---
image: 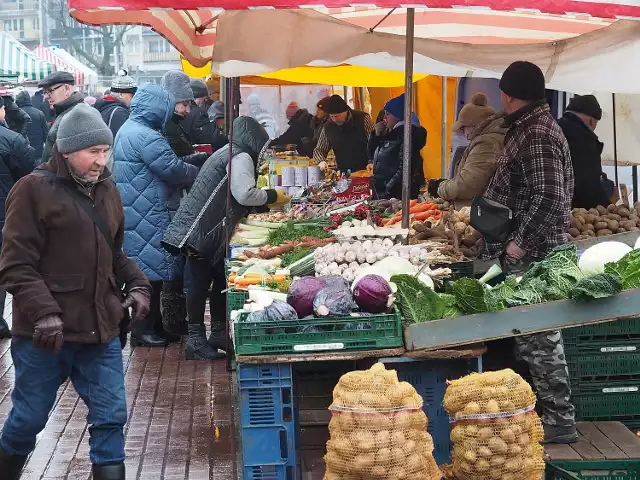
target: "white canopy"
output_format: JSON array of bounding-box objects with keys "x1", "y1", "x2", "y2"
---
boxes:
[{"x1": 211, "y1": 9, "x2": 640, "y2": 95}]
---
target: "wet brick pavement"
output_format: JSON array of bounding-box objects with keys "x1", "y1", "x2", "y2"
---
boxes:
[{"x1": 0, "y1": 296, "x2": 237, "y2": 480}]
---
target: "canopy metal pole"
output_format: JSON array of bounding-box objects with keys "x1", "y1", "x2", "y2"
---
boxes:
[
  {"x1": 401, "y1": 8, "x2": 415, "y2": 231},
  {"x1": 441, "y1": 76, "x2": 448, "y2": 177},
  {"x1": 613, "y1": 93, "x2": 619, "y2": 189}
]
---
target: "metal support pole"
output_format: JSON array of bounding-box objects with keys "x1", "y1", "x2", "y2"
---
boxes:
[
  {"x1": 633, "y1": 166, "x2": 638, "y2": 204},
  {"x1": 441, "y1": 76, "x2": 448, "y2": 178},
  {"x1": 612, "y1": 93, "x2": 619, "y2": 190},
  {"x1": 401, "y1": 8, "x2": 415, "y2": 231}
]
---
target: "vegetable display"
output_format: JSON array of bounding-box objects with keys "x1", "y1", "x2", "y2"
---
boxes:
[
  {"x1": 325, "y1": 363, "x2": 441, "y2": 480},
  {"x1": 287, "y1": 277, "x2": 328, "y2": 317},
  {"x1": 352, "y1": 275, "x2": 394, "y2": 313},
  {"x1": 568, "y1": 204, "x2": 640, "y2": 240},
  {"x1": 442, "y1": 369, "x2": 545, "y2": 480},
  {"x1": 578, "y1": 241, "x2": 632, "y2": 275},
  {"x1": 313, "y1": 285, "x2": 355, "y2": 317}
]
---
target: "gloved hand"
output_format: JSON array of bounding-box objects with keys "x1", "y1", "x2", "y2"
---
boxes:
[
  {"x1": 33, "y1": 314, "x2": 64, "y2": 353},
  {"x1": 122, "y1": 289, "x2": 151, "y2": 325},
  {"x1": 427, "y1": 178, "x2": 445, "y2": 198},
  {"x1": 266, "y1": 189, "x2": 292, "y2": 207}
]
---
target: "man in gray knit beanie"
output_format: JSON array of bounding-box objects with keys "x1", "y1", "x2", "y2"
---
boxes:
[
  {"x1": 0, "y1": 97, "x2": 151, "y2": 480},
  {"x1": 161, "y1": 70, "x2": 193, "y2": 117},
  {"x1": 56, "y1": 103, "x2": 113, "y2": 184}
]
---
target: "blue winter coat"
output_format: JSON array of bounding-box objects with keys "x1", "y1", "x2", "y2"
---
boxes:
[{"x1": 113, "y1": 83, "x2": 199, "y2": 281}]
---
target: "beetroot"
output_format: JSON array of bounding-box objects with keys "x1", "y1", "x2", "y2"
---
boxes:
[
  {"x1": 353, "y1": 274, "x2": 393, "y2": 313},
  {"x1": 287, "y1": 277, "x2": 327, "y2": 317}
]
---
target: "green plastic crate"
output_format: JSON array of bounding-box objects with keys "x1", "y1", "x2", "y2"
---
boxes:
[
  {"x1": 227, "y1": 290, "x2": 249, "y2": 312},
  {"x1": 563, "y1": 317, "x2": 640, "y2": 353},
  {"x1": 572, "y1": 385, "x2": 640, "y2": 425},
  {"x1": 567, "y1": 352, "x2": 640, "y2": 384},
  {"x1": 546, "y1": 460, "x2": 640, "y2": 479},
  {"x1": 234, "y1": 310, "x2": 403, "y2": 355}
]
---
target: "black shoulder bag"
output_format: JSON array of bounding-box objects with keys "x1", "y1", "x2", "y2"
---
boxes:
[
  {"x1": 470, "y1": 196, "x2": 514, "y2": 244},
  {"x1": 32, "y1": 170, "x2": 131, "y2": 348}
]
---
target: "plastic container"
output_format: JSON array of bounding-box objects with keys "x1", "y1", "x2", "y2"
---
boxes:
[
  {"x1": 234, "y1": 310, "x2": 403, "y2": 356},
  {"x1": 572, "y1": 384, "x2": 640, "y2": 425},
  {"x1": 394, "y1": 359, "x2": 479, "y2": 465},
  {"x1": 238, "y1": 364, "x2": 299, "y2": 480},
  {"x1": 545, "y1": 460, "x2": 640, "y2": 479},
  {"x1": 566, "y1": 352, "x2": 640, "y2": 384},
  {"x1": 561, "y1": 317, "x2": 640, "y2": 354}
]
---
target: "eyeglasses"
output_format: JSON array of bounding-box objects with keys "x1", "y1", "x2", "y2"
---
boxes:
[{"x1": 44, "y1": 84, "x2": 64, "y2": 96}]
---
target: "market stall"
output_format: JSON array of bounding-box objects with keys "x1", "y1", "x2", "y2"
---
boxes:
[{"x1": 0, "y1": 32, "x2": 56, "y2": 83}]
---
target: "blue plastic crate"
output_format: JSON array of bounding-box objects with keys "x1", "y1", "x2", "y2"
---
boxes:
[
  {"x1": 238, "y1": 364, "x2": 299, "y2": 480},
  {"x1": 394, "y1": 358, "x2": 478, "y2": 465}
]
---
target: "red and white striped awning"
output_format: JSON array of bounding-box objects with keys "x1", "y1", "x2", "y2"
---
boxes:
[
  {"x1": 69, "y1": 6, "x2": 615, "y2": 67},
  {"x1": 33, "y1": 45, "x2": 85, "y2": 85}
]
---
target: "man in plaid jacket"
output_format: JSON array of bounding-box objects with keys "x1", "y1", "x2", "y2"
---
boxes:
[{"x1": 483, "y1": 61, "x2": 577, "y2": 444}]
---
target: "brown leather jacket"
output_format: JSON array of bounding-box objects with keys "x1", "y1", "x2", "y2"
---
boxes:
[{"x1": 0, "y1": 148, "x2": 150, "y2": 343}]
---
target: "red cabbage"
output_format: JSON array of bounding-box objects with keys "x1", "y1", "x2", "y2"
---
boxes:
[
  {"x1": 313, "y1": 285, "x2": 355, "y2": 317},
  {"x1": 353, "y1": 274, "x2": 393, "y2": 313},
  {"x1": 287, "y1": 277, "x2": 327, "y2": 317}
]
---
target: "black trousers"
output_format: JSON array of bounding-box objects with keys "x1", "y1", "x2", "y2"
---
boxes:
[
  {"x1": 186, "y1": 257, "x2": 226, "y2": 330},
  {"x1": 134, "y1": 281, "x2": 163, "y2": 335}
]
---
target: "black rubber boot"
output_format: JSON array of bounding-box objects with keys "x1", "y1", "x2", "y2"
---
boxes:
[
  {"x1": 160, "y1": 286, "x2": 188, "y2": 336},
  {"x1": 92, "y1": 462, "x2": 125, "y2": 480},
  {"x1": 131, "y1": 317, "x2": 168, "y2": 348},
  {"x1": 0, "y1": 449, "x2": 28, "y2": 480},
  {"x1": 543, "y1": 424, "x2": 579, "y2": 444},
  {"x1": 155, "y1": 322, "x2": 181, "y2": 344},
  {"x1": 0, "y1": 317, "x2": 11, "y2": 339},
  {"x1": 207, "y1": 323, "x2": 227, "y2": 352},
  {"x1": 186, "y1": 325, "x2": 225, "y2": 360}
]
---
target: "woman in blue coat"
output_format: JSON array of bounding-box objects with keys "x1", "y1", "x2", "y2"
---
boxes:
[{"x1": 113, "y1": 83, "x2": 198, "y2": 347}]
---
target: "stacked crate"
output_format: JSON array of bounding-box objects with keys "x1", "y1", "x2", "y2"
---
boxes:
[{"x1": 563, "y1": 317, "x2": 640, "y2": 428}]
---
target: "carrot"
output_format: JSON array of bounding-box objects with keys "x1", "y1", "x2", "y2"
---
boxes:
[
  {"x1": 228, "y1": 272, "x2": 237, "y2": 283},
  {"x1": 410, "y1": 203, "x2": 436, "y2": 214},
  {"x1": 409, "y1": 199, "x2": 418, "y2": 208},
  {"x1": 413, "y1": 211, "x2": 433, "y2": 221}
]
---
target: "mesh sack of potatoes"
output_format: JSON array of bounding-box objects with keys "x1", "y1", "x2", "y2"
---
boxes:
[
  {"x1": 441, "y1": 368, "x2": 545, "y2": 480},
  {"x1": 323, "y1": 363, "x2": 441, "y2": 480}
]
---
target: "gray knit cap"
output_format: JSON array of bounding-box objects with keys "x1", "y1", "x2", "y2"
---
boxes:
[
  {"x1": 111, "y1": 74, "x2": 138, "y2": 94},
  {"x1": 208, "y1": 100, "x2": 225, "y2": 121},
  {"x1": 161, "y1": 70, "x2": 194, "y2": 103},
  {"x1": 190, "y1": 79, "x2": 208, "y2": 99},
  {"x1": 56, "y1": 103, "x2": 113, "y2": 154}
]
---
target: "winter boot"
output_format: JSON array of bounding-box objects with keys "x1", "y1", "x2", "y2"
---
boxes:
[
  {"x1": 92, "y1": 462, "x2": 125, "y2": 480},
  {"x1": 130, "y1": 317, "x2": 168, "y2": 348},
  {"x1": 0, "y1": 317, "x2": 11, "y2": 339},
  {"x1": 160, "y1": 287, "x2": 188, "y2": 336},
  {"x1": 207, "y1": 323, "x2": 228, "y2": 352},
  {"x1": 155, "y1": 321, "x2": 181, "y2": 344},
  {"x1": 186, "y1": 325, "x2": 225, "y2": 360},
  {"x1": 543, "y1": 424, "x2": 579, "y2": 444},
  {"x1": 0, "y1": 449, "x2": 28, "y2": 480}
]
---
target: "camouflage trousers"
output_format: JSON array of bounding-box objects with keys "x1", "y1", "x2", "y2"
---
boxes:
[{"x1": 505, "y1": 255, "x2": 576, "y2": 428}]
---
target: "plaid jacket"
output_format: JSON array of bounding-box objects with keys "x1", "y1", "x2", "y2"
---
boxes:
[{"x1": 482, "y1": 101, "x2": 574, "y2": 260}]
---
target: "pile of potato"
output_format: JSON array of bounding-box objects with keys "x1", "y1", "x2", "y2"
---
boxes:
[
  {"x1": 569, "y1": 203, "x2": 640, "y2": 240},
  {"x1": 442, "y1": 369, "x2": 545, "y2": 480},
  {"x1": 411, "y1": 207, "x2": 482, "y2": 258},
  {"x1": 324, "y1": 363, "x2": 441, "y2": 480}
]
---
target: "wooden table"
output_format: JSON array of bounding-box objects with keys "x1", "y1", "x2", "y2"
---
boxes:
[{"x1": 545, "y1": 422, "x2": 640, "y2": 461}]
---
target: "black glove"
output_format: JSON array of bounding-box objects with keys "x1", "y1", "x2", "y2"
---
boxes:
[
  {"x1": 428, "y1": 178, "x2": 445, "y2": 198},
  {"x1": 33, "y1": 315, "x2": 64, "y2": 353}
]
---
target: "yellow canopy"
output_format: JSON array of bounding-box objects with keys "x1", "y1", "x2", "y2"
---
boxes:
[{"x1": 181, "y1": 57, "x2": 427, "y2": 87}]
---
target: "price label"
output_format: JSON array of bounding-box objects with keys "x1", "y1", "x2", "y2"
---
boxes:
[
  {"x1": 294, "y1": 343, "x2": 345, "y2": 352},
  {"x1": 601, "y1": 346, "x2": 636, "y2": 352},
  {"x1": 602, "y1": 386, "x2": 638, "y2": 393}
]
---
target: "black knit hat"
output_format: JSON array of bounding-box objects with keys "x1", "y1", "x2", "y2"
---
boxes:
[
  {"x1": 567, "y1": 94, "x2": 602, "y2": 121},
  {"x1": 317, "y1": 96, "x2": 331, "y2": 111},
  {"x1": 499, "y1": 61, "x2": 546, "y2": 102},
  {"x1": 326, "y1": 94, "x2": 349, "y2": 115}
]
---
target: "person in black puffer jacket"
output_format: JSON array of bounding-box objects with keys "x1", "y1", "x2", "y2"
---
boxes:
[
  {"x1": 0, "y1": 96, "x2": 35, "y2": 337},
  {"x1": 367, "y1": 94, "x2": 427, "y2": 199},
  {"x1": 557, "y1": 95, "x2": 610, "y2": 210},
  {"x1": 270, "y1": 101, "x2": 313, "y2": 151},
  {"x1": 15, "y1": 91, "x2": 48, "y2": 163},
  {"x1": 0, "y1": 95, "x2": 31, "y2": 142},
  {"x1": 31, "y1": 90, "x2": 55, "y2": 124},
  {"x1": 163, "y1": 116, "x2": 290, "y2": 361}
]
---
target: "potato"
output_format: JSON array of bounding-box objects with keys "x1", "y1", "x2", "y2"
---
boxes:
[
  {"x1": 608, "y1": 204, "x2": 617, "y2": 212},
  {"x1": 490, "y1": 455, "x2": 507, "y2": 467},
  {"x1": 464, "y1": 401, "x2": 481, "y2": 414},
  {"x1": 486, "y1": 399, "x2": 500, "y2": 414},
  {"x1": 462, "y1": 236, "x2": 476, "y2": 248},
  {"x1": 353, "y1": 453, "x2": 375, "y2": 472},
  {"x1": 478, "y1": 426, "x2": 493, "y2": 440},
  {"x1": 568, "y1": 228, "x2": 580, "y2": 238},
  {"x1": 596, "y1": 205, "x2": 608, "y2": 215},
  {"x1": 597, "y1": 229, "x2": 613, "y2": 237},
  {"x1": 476, "y1": 459, "x2": 491, "y2": 472},
  {"x1": 629, "y1": 214, "x2": 639, "y2": 222},
  {"x1": 632, "y1": 227, "x2": 640, "y2": 232},
  {"x1": 584, "y1": 213, "x2": 598, "y2": 224},
  {"x1": 405, "y1": 452, "x2": 424, "y2": 472},
  {"x1": 478, "y1": 446, "x2": 493, "y2": 458},
  {"x1": 376, "y1": 447, "x2": 391, "y2": 464},
  {"x1": 575, "y1": 208, "x2": 589, "y2": 215},
  {"x1": 463, "y1": 449, "x2": 477, "y2": 463},
  {"x1": 454, "y1": 221, "x2": 467, "y2": 235},
  {"x1": 401, "y1": 439, "x2": 417, "y2": 455},
  {"x1": 610, "y1": 213, "x2": 623, "y2": 222},
  {"x1": 488, "y1": 436, "x2": 509, "y2": 454},
  {"x1": 573, "y1": 215, "x2": 585, "y2": 227},
  {"x1": 607, "y1": 219, "x2": 620, "y2": 231},
  {"x1": 509, "y1": 443, "x2": 523, "y2": 455},
  {"x1": 500, "y1": 427, "x2": 516, "y2": 443},
  {"x1": 617, "y1": 206, "x2": 632, "y2": 218},
  {"x1": 588, "y1": 208, "x2": 600, "y2": 216},
  {"x1": 595, "y1": 221, "x2": 609, "y2": 230},
  {"x1": 371, "y1": 465, "x2": 387, "y2": 477}
]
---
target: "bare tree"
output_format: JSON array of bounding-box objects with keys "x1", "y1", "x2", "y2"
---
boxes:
[{"x1": 45, "y1": 0, "x2": 133, "y2": 76}]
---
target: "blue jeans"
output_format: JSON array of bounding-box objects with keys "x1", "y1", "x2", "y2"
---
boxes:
[{"x1": 0, "y1": 337, "x2": 127, "y2": 465}]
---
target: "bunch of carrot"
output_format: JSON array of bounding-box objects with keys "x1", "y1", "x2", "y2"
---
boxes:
[
  {"x1": 227, "y1": 272, "x2": 289, "y2": 290},
  {"x1": 383, "y1": 200, "x2": 442, "y2": 226}
]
